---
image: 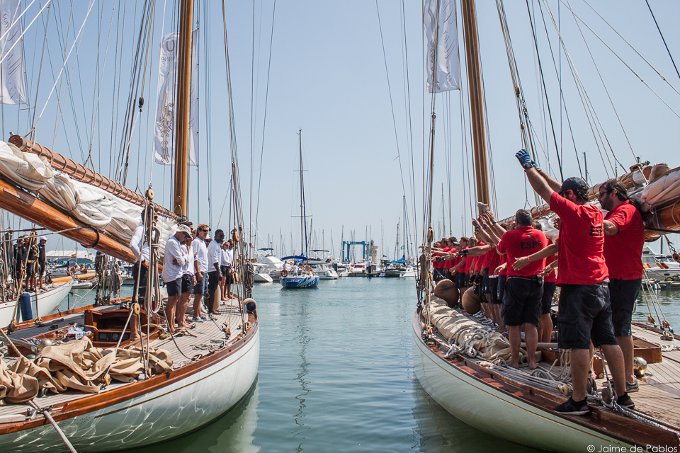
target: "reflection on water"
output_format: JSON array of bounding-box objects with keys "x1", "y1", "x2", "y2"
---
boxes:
[
  {"x1": 136, "y1": 384, "x2": 259, "y2": 453},
  {"x1": 294, "y1": 295, "x2": 311, "y2": 452}
]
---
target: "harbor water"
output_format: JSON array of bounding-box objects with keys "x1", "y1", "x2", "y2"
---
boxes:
[{"x1": 64, "y1": 278, "x2": 680, "y2": 452}]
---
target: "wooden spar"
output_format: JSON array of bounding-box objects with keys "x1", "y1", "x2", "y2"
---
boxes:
[
  {"x1": 8, "y1": 135, "x2": 176, "y2": 220},
  {"x1": 172, "y1": 0, "x2": 193, "y2": 217},
  {"x1": 0, "y1": 178, "x2": 136, "y2": 262},
  {"x1": 461, "y1": 0, "x2": 490, "y2": 207}
]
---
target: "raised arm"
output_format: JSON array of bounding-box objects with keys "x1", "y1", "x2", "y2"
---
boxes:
[{"x1": 516, "y1": 149, "x2": 555, "y2": 203}]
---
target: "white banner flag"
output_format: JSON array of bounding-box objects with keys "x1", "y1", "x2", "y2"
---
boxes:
[
  {"x1": 424, "y1": 0, "x2": 461, "y2": 93},
  {"x1": 0, "y1": 0, "x2": 27, "y2": 105},
  {"x1": 154, "y1": 32, "x2": 198, "y2": 166}
]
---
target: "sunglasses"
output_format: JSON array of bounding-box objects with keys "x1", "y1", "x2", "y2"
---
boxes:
[
  {"x1": 198, "y1": 229, "x2": 208, "y2": 232},
  {"x1": 597, "y1": 190, "x2": 610, "y2": 199}
]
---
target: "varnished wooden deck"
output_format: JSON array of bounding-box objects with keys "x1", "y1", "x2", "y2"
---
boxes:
[{"x1": 0, "y1": 298, "x2": 246, "y2": 421}]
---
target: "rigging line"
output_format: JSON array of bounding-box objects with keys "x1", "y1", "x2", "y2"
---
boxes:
[
  {"x1": 254, "y1": 0, "x2": 277, "y2": 242},
  {"x1": 524, "y1": 0, "x2": 563, "y2": 181},
  {"x1": 541, "y1": 0, "x2": 627, "y2": 174},
  {"x1": 559, "y1": 0, "x2": 680, "y2": 118},
  {"x1": 562, "y1": 0, "x2": 637, "y2": 165},
  {"x1": 399, "y1": 0, "x2": 417, "y2": 256},
  {"x1": 248, "y1": 0, "x2": 256, "y2": 246},
  {"x1": 577, "y1": 0, "x2": 680, "y2": 94},
  {"x1": 29, "y1": 1, "x2": 52, "y2": 139},
  {"x1": 50, "y1": 1, "x2": 86, "y2": 161},
  {"x1": 538, "y1": 2, "x2": 618, "y2": 176},
  {"x1": 528, "y1": 3, "x2": 572, "y2": 176},
  {"x1": 0, "y1": 0, "x2": 35, "y2": 44},
  {"x1": 644, "y1": 0, "x2": 680, "y2": 81},
  {"x1": 533, "y1": 0, "x2": 584, "y2": 179},
  {"x1": 375, "y1": 0, "x2": 408, "y2": 200},
  {"x1": 35, "y1": 0, "x2": 95, "y2": 124},
  {"x1": 66, "y1": 0, "x2": 92, "y2": 150},
  {"x1": 0, "y1": 0, "x2": 50, "y2": 67}
]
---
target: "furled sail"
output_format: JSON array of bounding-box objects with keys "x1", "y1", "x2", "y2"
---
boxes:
[{"x1": 0, "y1": 140, "x2": 177, "y2": 262}]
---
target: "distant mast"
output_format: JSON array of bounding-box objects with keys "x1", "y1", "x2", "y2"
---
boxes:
[
  {"x1": 461, "y1": 0, "x2": 490, "y2": 206},
  {"x1": 173, "y1": 0, "x2": 194, "y2": 217}
]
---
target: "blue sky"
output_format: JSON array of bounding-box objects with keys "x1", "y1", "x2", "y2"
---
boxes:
[{"x1": 3, "y1": 0, "x2": 679, "y2": 258}]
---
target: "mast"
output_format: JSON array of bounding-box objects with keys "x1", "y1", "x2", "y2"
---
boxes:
[
  {"x1": 297, "y1": 129, "x2": 309, "y2": 258},
  {"x1": 461, "y1": 0, "x2": 490, "y2": 206},
  {"x1": 172, "y1": 0, "x2": 194, "y2": 217}
]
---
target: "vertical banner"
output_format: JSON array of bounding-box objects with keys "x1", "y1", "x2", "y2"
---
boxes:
[
  {"x1": 154, "y1": 31, "x2": 198, "y2": 166},
  {"x1": 424, "y1": 0, "x2": 461, "y2": 93},
  {"x1": 0, "y1": 0, "x2": 27, "y2": 105}
]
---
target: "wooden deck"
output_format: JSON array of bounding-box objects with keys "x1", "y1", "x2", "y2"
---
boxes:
[
  {"x1": 0, "y1": 298, "x2": 247, "y2": 422},
  {"x1": 621, "y1": 324, "x2": 680, "y2": 430}
]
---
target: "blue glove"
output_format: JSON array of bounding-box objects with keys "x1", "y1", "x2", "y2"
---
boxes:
[{"x1": 515, "y1": 149, "x2": 535, "y2": 169}]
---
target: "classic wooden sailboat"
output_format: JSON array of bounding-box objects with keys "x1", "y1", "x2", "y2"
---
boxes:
[
  {"x1": 0, "y1": 1, "x2": 259, "y2": 450},
  {"x1": 280, "y1": 130, "x2": 320, "y2": 289},
  {"x1": 413, "y1": 1, "x2": 680, "y2": 450}
]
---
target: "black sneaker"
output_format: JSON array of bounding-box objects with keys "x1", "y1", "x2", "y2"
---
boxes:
[
  {"x1": 616, "y1": 393, "x2": 635, "y2": 409},
  {"x1": 554, "y1": 398, "x2": 590, "y2": 415}
]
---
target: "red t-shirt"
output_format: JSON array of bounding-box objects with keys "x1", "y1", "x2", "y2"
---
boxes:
[
  {"x1": 604, "y1": 201, "x2": 644, "y2": 280},
  {"x1": 544, "y1": 238, "x2": 557, "y2": 283},
  {"x1": 463, "y1": 247, "x2": 472, "y2": 274},
  {"x1": 444, "y1": 247, "x2": 456, "y2": 270},
  {"x1": 549, "y1": 192, "x2": 608, "y2": 285},
  {"x1": 487, "y1": 249, "x2": 502, "y2": 276},
  {"x1": 497, "y1": 226, "x2": 548, "y2": 277}
]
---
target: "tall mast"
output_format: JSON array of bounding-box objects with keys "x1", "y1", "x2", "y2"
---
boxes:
[
  {"x1": 461, "y1": 0, "x2": 490, "y2": 206},
  {"x1": 298, "y1": 129, "x2": 308, "y2": 257},
  {"x1": 173, "y1": 0, "x2": 194, "y2": 217}
]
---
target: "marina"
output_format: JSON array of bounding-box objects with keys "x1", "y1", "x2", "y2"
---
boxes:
[{"x1": 0, "y1": 0, "x2": 679, "y2": 451}]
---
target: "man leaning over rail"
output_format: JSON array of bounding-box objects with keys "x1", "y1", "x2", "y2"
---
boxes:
[{"x1": 515, "y1": 149, "x2": 634, "y2": 415}]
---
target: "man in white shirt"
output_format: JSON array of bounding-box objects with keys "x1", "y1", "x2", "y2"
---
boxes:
[
  {"x1": 129, "y1": 209, "x2": 151, "y2": 307},
  {"x1": 192, "y1": 224, "x2": 210, "y2": 322},
  {"x1": 221, "y1": 239, "x2": 235, "y2": 300},
  {"x1": 177, "y1": 229, "x2": 195, "y2": 329},
  {"x1": 206, "y1": 229, "x2": 225, "y2": 315},
  {"x1": 162, "y1": 225, "x2": 192, "y2": 333}
]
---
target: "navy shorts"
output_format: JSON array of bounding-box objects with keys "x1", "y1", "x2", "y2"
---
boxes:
[
  {"x1": 502, "y1": 277, "x2": 542, "y2": 326},
  {"x1": 481, "y1": 270, "x2": 490, "y2": 295},
  {"x1": 557, "y1": 283, "x2": 617, "y2": 349},
  {"x1": 609, "y1": 278, "x2": 641, "y2": 337},
  {"x1": 497, "y1": 275, "x2": 506, "y2": 303},
  {"x1": 166, "y1": 278, "x2": 182, "y2": 297},
  {"x1": 181, "y1": 274, "x2": 194, "y2": 294},
  {"x1": 193, "y1": 273, "x2": 208, "y2": 295},
  {"x1": 488, "y1": 276, "x2": 500, "y2": 304},
  {"x1": 541, "y1": 282, "x2": 557, "y2": 315}
]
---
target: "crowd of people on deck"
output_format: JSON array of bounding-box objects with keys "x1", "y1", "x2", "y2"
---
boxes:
[
  {"x1": 129, "y1": 216, "x2": 238, "y2": 338},
  {"x1": 429, "y1": 149, "x2": 645, "y2": 416},
  {"x1": 11, "y1": 232, "x2": 47, "y2": 291}
]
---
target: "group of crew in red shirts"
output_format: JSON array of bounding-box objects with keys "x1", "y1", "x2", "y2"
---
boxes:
[{"x1": 430, "y1": 149, "x2": 645, "y2": 416}]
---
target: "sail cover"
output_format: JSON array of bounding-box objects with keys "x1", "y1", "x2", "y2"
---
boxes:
[
  {"x1": 153, "y1": 32, "x2": 198, "y2": 166},
  {"x1": 424, "y1": 0, "x2": 461, "y2": 93},
  {"x1": 0, "y1": 0, "x2": 28, "y2": 105}
]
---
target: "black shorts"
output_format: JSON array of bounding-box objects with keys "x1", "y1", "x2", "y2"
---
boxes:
[
  {"x1": 166, "y1": 278, "x2": 182, "y2": 297},
  {"x1": 497, "y1": 275, "x2": 506, "y2": 303},
  {"x1": 221, "y1": 265, "x2": 228, "y2": 276},
  {"x1": 541, "y1": 282, "x2": 557, "y2": 315},
  {"x1": 193, "y1": 274, "x2": 208, "y2": 295},
  {"x1": 454, "y1": 273, "x2": 464, "y2": 288},
  {"x1": 481, "y1": 270, "x2": 490, "y2": 295},
  {"x1": 26, "y1": 262, "x2": 35, "y2": 278},
  {"x1": 181, "y1": 274, "x2": 194, "y2": 294},
  {"x1": 488, "y1": 276, "x2": 500, "y2": 304},
  {"x1": 609, "y1": 278, "x2": 641, "y2": 337},
  {"x1": 502, "y1": 277, "x2": 542, "y2": 326},
  {"x1": 557, "y1": 283, "x2": 617, "y2": 349}
]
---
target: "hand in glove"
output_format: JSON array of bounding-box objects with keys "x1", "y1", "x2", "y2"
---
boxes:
[{"x1": 515, "y1": 149, "x2": 535, "y2": 170}]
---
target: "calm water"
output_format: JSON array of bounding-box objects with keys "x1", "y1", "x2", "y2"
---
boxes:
[{"x1": 65, "y1": 278, "x2": 680, "y2": 452}]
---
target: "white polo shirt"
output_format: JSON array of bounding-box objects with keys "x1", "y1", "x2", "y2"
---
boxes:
[
  {"x1": 162, "y1": 235, "x2": 187, "y2": 282},
  {"x1": 207, "y1": 240, "x2": 222, "y2": 272},
  {"x1": 192, "y1": 237, "x2": 208, "y2": 272}
]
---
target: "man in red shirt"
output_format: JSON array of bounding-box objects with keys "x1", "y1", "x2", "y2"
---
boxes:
[
  {"x1": 497, "y1": 209, "x2": 548, "y2": 369},
  {"x1": 600, "y1": 179, "x2": 645, "y2": 393},
  {"x1": 516, "y1": 149, "x2": 633, "y2": 414}
]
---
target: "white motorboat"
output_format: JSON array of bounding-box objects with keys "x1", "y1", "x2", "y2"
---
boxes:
[
  {"x1": 642, "y1": 246, "x2": 680, "y2": 281},
  {"x1": 309, "y1": 262, "x2": 338, "y2": 280},
  {"x1": 0, "y1": 279, "x2": 74, "y2": 327}
]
